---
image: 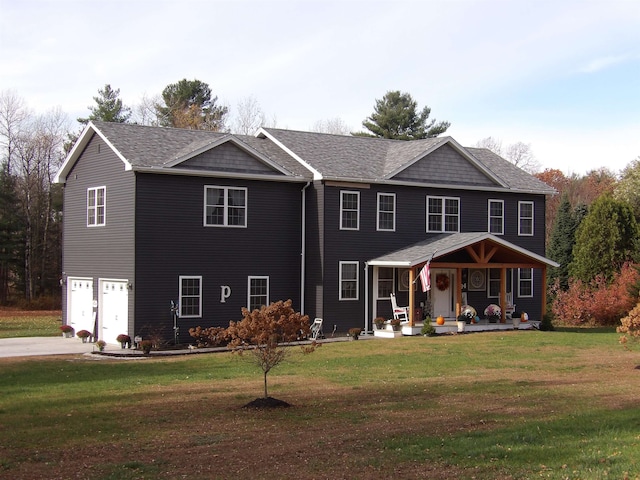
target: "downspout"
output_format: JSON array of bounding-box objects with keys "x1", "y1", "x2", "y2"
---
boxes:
[
  {"x1": 364, "y1": 262, "x2": 369, "y2": 334},
  {"x1": 300, "y1": 182, "x2": 311, "y2": 315}
]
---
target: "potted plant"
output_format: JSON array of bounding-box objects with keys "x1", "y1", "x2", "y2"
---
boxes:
[
  {"x1": 140, "y1": 340, "x2": 153, "y2": 354},
  {"x1": 484, "y1": 304, "x2": 501, "y2": 323},
  {"x1": 390, "y1": 319, "x2": 401, "y2": 331},
  {"x1": 60, "y1": 325, "x2": 74, "y2": 338},
  {"x1": 96, "y1": 340, "x2": 106, "y2": 352},
  {"x1": 348, "y1": 327, "x2": 362, "y2": 340},
  {"x1": 116, "y1": 334, "x2": 131, "y2": 349},
  {"x1": 373, "y1": 317, "x2": 386, "y2": 330},
  {"x1": 76, "y1": 329, "x2": 91, "y2": 343},
  {"x1": 460, "y1": 305, "x2": 477, "y2": 324}
]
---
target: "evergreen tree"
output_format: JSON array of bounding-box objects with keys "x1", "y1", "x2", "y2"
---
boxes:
[
  {"x1": 0, "y1": 164, "x2": 23, "y2": 302},
  {"x1": 355, "y1": 90, "x2": 450, "y2": 140},
  {"x1": 77, "y1": 84, "x2": 131, "y2": 125},
  {"x1": 547, "y1": 193, "x2": 578, "y2": 291},
  {"x1": 156, "y1": 79, "x2": 228, "y2": 131},
  {"x1": 569, "y1": 194, "x2": 640, "y2": 283}
]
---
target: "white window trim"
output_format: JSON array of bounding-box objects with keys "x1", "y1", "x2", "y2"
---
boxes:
[
  {"x1": 340, "y1": 190, "x2": 360, "y2": 231},
  {"x1": 247, "y1": 276, "x2": 269, "y2": 311},
  {"x1": 375, "y1": 266, "x2": 395, "y2": 299},
  {"x1": 179, "y1": 275, "x2": 202, "y2": 318},
  {"x1": 518, "y1": 268, "x2": 534, "y2": 298},
  {"x1": 203, "y1": 186, "x2": 248, "y2": 228},
  {"x1": 488, "y1": 199, "x2": 504, "y2": 235},
  {"x1": 518, "y1": 201, "x2": 534, "y2": 236},
  {"x1": 426, "y1": 196, "x2": 460, "y2": 233},
  {"x1": 376, "y1": 192, "x2": 396, "y2": 231},
  {"x1": 339, "y1": 261, "x2": 359, "y2": 300},
  {"x1": 87, "y1": 186, "x2": 106, "y2": 227}
]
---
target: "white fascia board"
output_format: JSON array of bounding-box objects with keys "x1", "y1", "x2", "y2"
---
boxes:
[
  {"x1": 257, "y1": 128, "x2": 323, "y2": 180},
  {"x1": 53, "y1": 121, "x2": 132, "y2": 183}
]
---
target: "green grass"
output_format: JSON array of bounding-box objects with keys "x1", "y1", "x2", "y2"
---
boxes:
[
  {"x1": 1, "y1": 329, "x2": 639, "y2": 479},
  {"x1": 0, "y1": 313, "x2": 61, "y2": 338}
]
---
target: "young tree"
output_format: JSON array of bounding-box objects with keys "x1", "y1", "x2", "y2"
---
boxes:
[
  {"x1": 156, "y1": 79, "x2": 228, "y2": 131},
  {"x1": 356, "y1": 90, "x2": 450, "y2": 140},
  {"x1": 570, "y1": 194, "x2": 640, "y2": 284},
  {"x1": 226, "y1": 299, "x2": 314, "y2": 400},
  {"x1": 230, "y1": 96, "x2": 266, "y2": 135},
  {"x1": 77, "y1": 84, "x2": 131, "y2": 125},
  {"x1": 476, "y1": 137, "x2": 541, "y2": 173},
  {"x1": 311, "y1": 117, "x2": 351, "y2": 135}
]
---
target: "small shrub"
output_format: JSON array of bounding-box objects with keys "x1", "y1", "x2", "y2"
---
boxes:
[
  {"x1": 139, "y1": 340, "x2": 153, "y2": 354},
  {"x1": 348, "y1": 327, "x2": 362, "y2": 339},
  {"x1": 539, "y1": 312, "x2": 555, "y2": 331},
  {"x1": 189, "y1": 326, "x2": 231, "y2": 348},
  {"x1": 618, "y1": 302, "x2": 640, "y2": 349},
  {"x1": 421, "y1": 322, "x2": 436, "y2": 336}
]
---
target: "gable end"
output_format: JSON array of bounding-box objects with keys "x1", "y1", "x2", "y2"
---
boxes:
[{"x1": 175, "y1": 142, "x2": 285, "y2": 176}]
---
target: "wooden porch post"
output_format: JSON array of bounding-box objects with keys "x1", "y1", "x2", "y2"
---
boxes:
[
  {"x1": 456, "y1": 267, "x2": 462, "y2": 316},
  {"x1": 409, "y1": 268, "x2": 415, "y2": 326},
  {"x1": 500, "y1": 267, "x2": 507, "y2": 322},
  {"x1": 541, "y1": 265, "x2": 547, "y2": 318}
]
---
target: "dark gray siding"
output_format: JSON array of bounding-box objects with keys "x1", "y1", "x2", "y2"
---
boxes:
[
  {"x1": 61, "y1": 133, "x2": 135, "y2": 330},
  {"x1": 316, "y1": 183, "x2": 548, "y2": 330},
  {"x1": 179, "y1": 142, "x2": 282, "y2": 175},
  {"x1": 134, "y1": 173, "x2": 304, "y2": 339}
]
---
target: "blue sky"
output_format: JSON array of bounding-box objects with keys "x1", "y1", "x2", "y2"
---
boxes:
[{"x1": 1, "y1": 0, "x2": 638, "y2": 175}]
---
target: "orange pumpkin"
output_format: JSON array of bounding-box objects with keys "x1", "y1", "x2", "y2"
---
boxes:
[{"x1": 436, "y1": 316, "x2": 445, "y2": 325}]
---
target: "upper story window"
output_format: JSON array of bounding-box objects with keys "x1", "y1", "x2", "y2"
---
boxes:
[
  {"x1": 488, "y1": 199, "x2": 504, "y2": 235},
  {"x1": 87, "y1": 186, "x2": 106, "y2": 227},
  {"x1": 339, "y1": 261, "x2": 359, "y2": 300},
  {"x1": 248, "y1": 276, "x2": 269, "y2": 311},
  {"x1": 518, "y1": 201, "x2": 534, "y2": 236},
  {"x1": 179, "y1": 275, "x2": 202, "y2": 318},
  {"x1": 204, "y1": 186, "x2": 247, "y2": 227},
  {"x1": 340, "y1": 191, "x2": 360, "y2": 230},
  {"x1": 377, "y1": 193, "x2": 396, "y2": 231},
  {"x1": 427, "y1": 196, "x2": 459, "y2": 233}
]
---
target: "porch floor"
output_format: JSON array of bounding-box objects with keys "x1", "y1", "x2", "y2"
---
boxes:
[{"x1": 373, "y1": 319, "x2": 539, "y2": 337}]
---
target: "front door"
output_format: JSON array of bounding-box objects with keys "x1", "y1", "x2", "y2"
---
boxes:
[
  {"x1": 99, "y1": 279, "x2": 129, "y2": 344},
  {"x1": 432, "y1": 269, "x2": 455, "y2": 319}
]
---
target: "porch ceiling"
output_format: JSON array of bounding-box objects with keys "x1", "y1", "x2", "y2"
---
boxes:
[{"x1": 367, "y1": 232, "x2": 559, "y2": 268}]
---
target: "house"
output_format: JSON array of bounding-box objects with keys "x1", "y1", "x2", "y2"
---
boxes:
[{"x1": 55, "y1": 121, "x2": 557, "y2": 344}]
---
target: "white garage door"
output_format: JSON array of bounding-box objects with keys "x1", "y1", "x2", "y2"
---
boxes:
[
  {"x1": 99, "y1": 279, "x2": 129, "y2": 344},
  {"x1": 67, "y1": 278, "x2": 95, "y2": 336}
]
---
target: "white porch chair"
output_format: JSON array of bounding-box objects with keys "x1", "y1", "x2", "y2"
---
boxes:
[
  {"x1": 390, "y1": 293, "x2": 409, "y2": 323},
  {"x1": 310, "y1": 318, "x2": 324, "y2": 340},
  {"x1": 504, "y1": 293, "x2": 516, "y2": 319}
]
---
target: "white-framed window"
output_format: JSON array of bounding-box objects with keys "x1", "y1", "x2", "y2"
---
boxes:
[
  {"x1": 488, "y1": 268, "x2": 500, "y2": 298},
  {"x1": 427, "y1": 196, "x2": 460, "y2": 232},
  {"x1": 377, "y1": 193, "x2": 396, "y2": 231},
  {"x1": 204, "y1": 186, "x2": 247, "y2": 227},
  {"x1": 377, "y1": 267, "x2": 394, "y2": 298},
  {"x1": 248, "y1": 276, "x2": 269, "y2": 311},
  {"x1": 179, "y1": 276, "x2": 202, "y2": 318},
  {"x1": 87, "y1": 186, "x2": 106, "y2": 227},
  {"x1": 339, "y1": 261, "x2": 359, "y2": 300},
  {"x1": 518, "y1": 268, "x2": 533, "y2": 297},
  {"x1": 518, "y1": 201, "x2": 534, "y2": 236},
  {"x1": 488, "y1": 199, "x2": 504, "y2": 235},
  {"x1": 340, "y1": 190, "x2": 360, "y2": 230}
]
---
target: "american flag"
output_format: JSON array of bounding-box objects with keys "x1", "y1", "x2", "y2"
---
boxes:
[{"x1": 419, "y1": 261, "x2": 431, "y2": 292}]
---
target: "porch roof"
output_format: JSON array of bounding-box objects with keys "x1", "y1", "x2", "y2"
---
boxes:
[{"x1": 367, "y1": 232, "x2": 559, "y2": 268}]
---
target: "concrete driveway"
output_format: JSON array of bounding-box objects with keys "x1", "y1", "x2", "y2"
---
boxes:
[{"x1": 0, "y1": 336, "x2": 99, "y2": 358}]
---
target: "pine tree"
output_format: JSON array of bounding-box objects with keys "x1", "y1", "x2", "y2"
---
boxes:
[
  {"x1": 77, "y1": 84, "x2": 131, "y2": 125},
  {"x1": 547, "y1": 194, "x2": 578, "y2": 291}
]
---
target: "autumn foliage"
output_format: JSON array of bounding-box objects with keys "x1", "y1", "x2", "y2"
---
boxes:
[
  {"x1": 551, "y1": 263, "x2": 640, "y2": 326},
  {"x1": 617, "y1": 302, "x2": 640, "y2": 349}
]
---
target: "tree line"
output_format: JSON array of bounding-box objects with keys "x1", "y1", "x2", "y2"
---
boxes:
[{"x1": 0, "y1": 81, "x2": 638, "y2": 321}]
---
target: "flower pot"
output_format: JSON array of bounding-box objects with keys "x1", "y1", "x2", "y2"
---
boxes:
[
  {"x1": 457, "y1": 321, "x2": 465, "y2": 333},
  {"x1": 512, "y1": 317, "x2": 521, "y2": 329}
]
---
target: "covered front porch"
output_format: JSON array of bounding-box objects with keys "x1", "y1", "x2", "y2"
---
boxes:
[{"x1": 365, "y1": 232, "x2": 558, "y2": 335}]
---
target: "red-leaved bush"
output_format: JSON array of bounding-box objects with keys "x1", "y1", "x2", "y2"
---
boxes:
[{"x1": 551, "y1": 263, "x2": 639, "y2": 326}]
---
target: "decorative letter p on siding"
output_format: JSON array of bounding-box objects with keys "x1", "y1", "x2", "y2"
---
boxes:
[{"x1": 220, "y1": 285, "x2": 231, "y2": 303}]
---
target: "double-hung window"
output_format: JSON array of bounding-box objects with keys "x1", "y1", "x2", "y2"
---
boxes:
[
  {"x1": 87, "y1": 186, "x2": 106, "y2": 227},
  {"x1": 248, "y1": 276, "x2": 269, "y2": 311},
  {"x1": 204, "y1": 186, "x2": 247, "y2": 227},
  {"x1": 427, "y1": 196, "x2": 460, "y2": 232},
  {"x1": 179, "y1": 276, "x2": 202, "y2": 318},
  {"x1": 377, "y1": 267, "x2": 394, "y2": 298},
  {"x1": 518, "y1": 201, "x2": 534, "y2": 236},
  {"x1": 488, "y1": 269, "x2": 501, "y2": 298},
  {"x1": 339, "y1": 261, "x2": 359, "y2": 300},
  {"x1": 488, "y1": 199, "x2": 504, "y2": 235},
  {"x1": 340, "y1": 191, "x2": 360, "y2": 230},
  {"x1": 377, "y1": 193, "x2": 396, "y2": 231},
  {"x1": 518, "y1": 268, "x2": 533, "y2": 297}
]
